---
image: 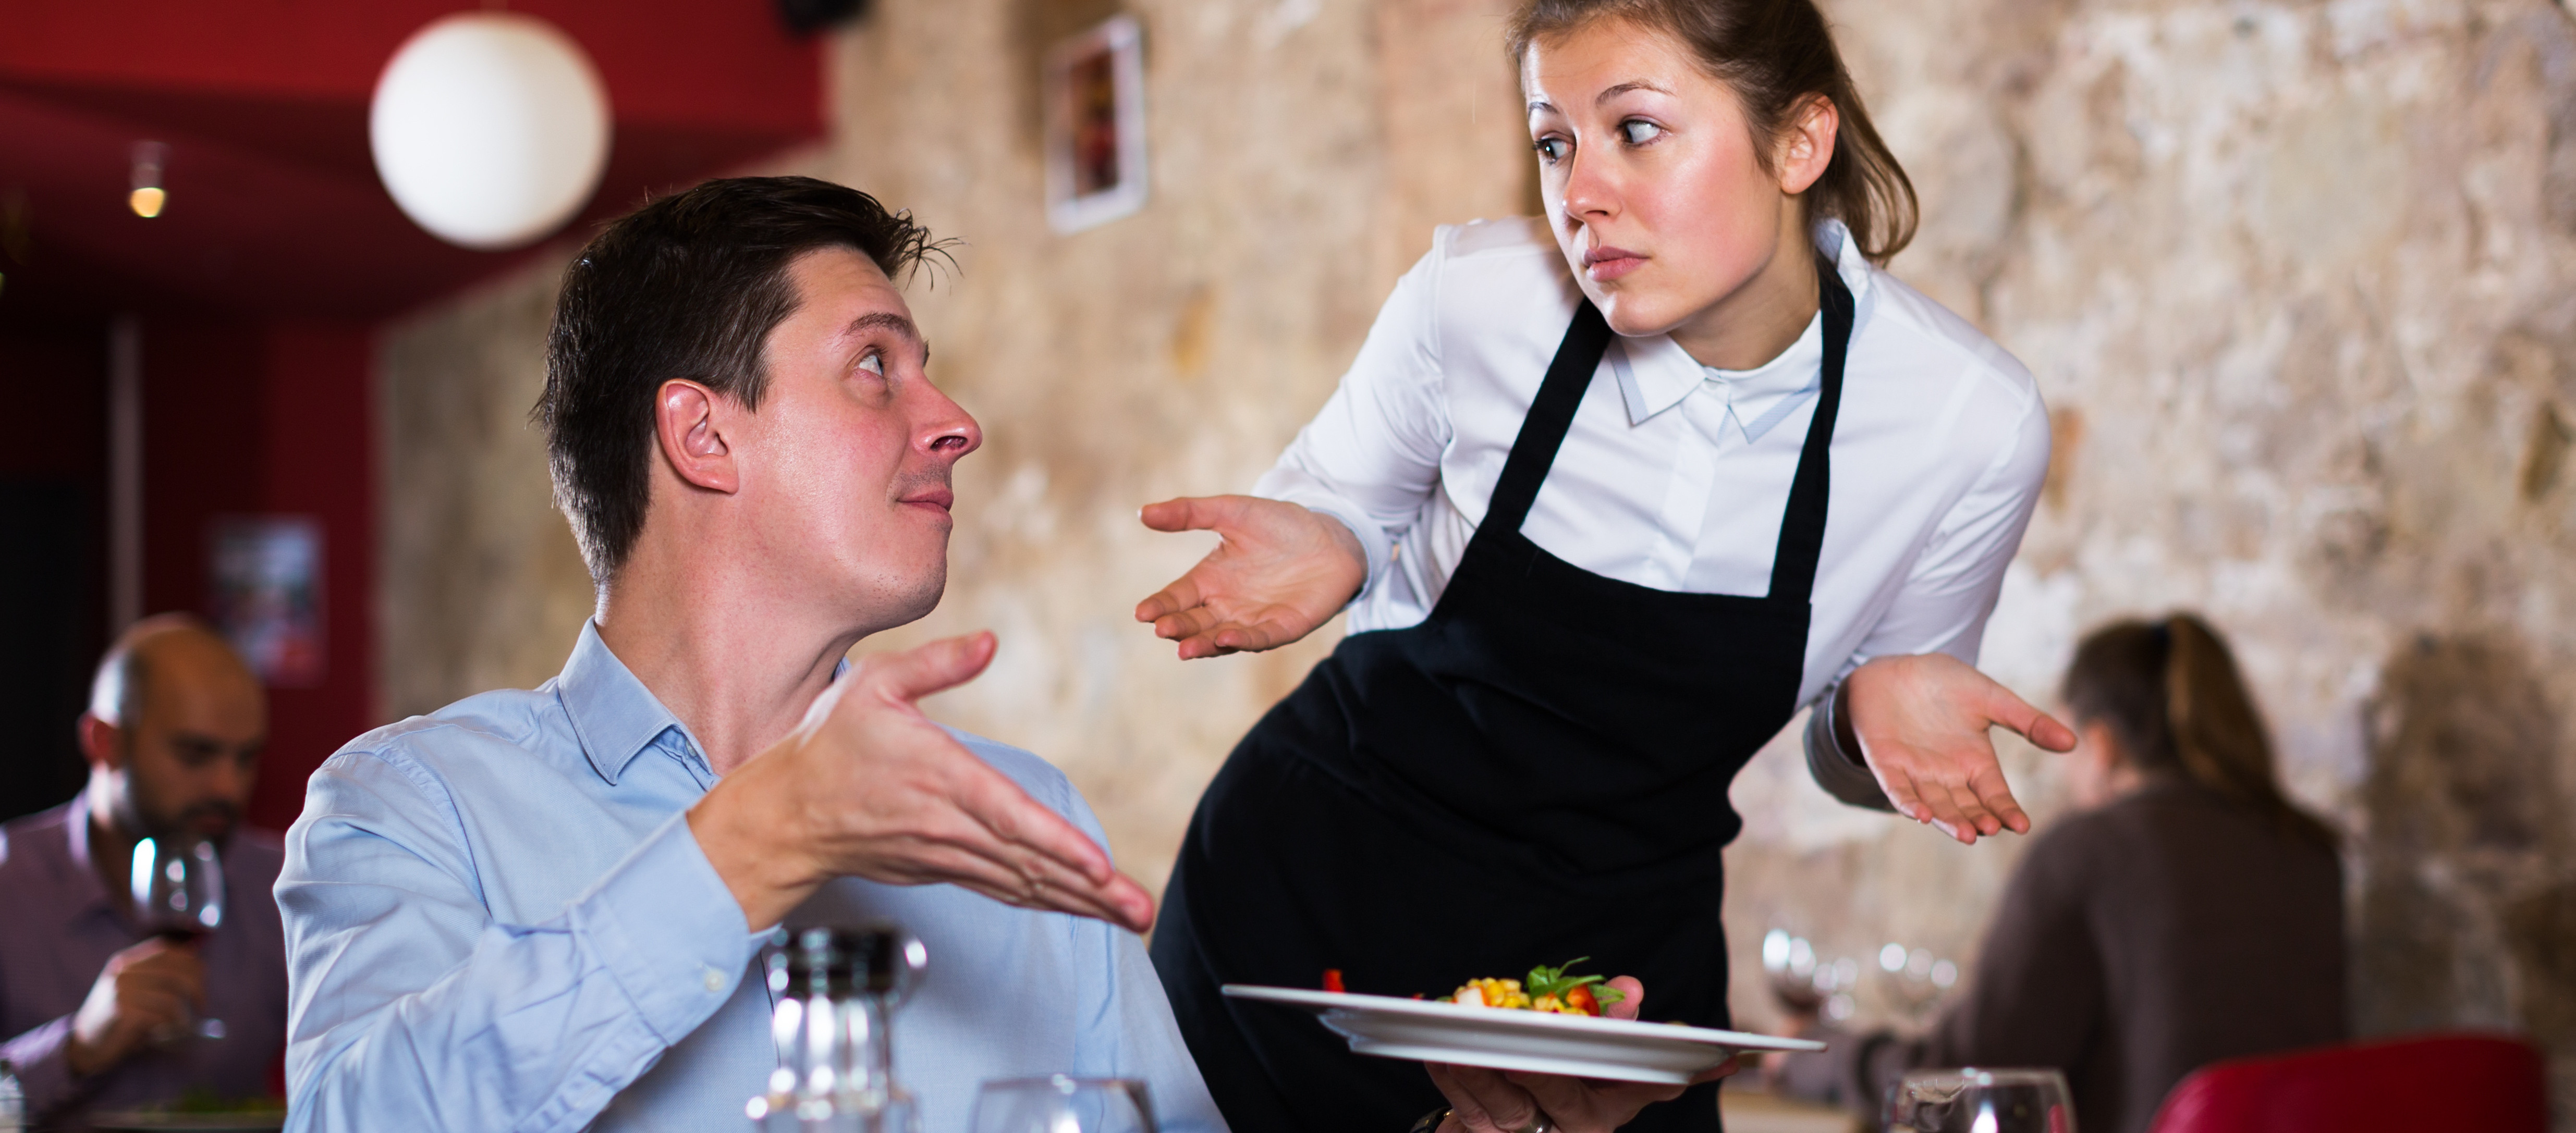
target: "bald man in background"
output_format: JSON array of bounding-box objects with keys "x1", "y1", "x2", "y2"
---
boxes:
[{"x1": 0, "y1": 615, "x2": 289, "y2": 1125}]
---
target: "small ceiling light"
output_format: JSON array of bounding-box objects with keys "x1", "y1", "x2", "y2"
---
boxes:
[{"x1": 129, "y1": 141, "x2": 168, "y2": 218}]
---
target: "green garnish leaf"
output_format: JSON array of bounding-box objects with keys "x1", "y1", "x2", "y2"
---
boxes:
[{"x1": 1524, "y1": 956, "x2": 1611, "y2": 999}]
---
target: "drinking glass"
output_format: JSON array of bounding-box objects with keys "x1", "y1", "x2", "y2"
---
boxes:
[
  {"x1": 1888, "y1": 1068, "x2": 2074, "y2": 1133},
  {"x1": 968, "y1": 1077, "x2": 1155, "y2": 1133},
  {"x1": 128, "y1": 836, "x2": 227, "y2": 1040}
]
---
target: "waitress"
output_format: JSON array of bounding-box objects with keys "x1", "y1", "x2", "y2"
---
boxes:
[{"x1": 1136, "y1": 2, "x2": 2074, "y2": 1130}]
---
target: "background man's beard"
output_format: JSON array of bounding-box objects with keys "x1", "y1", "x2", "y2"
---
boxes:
[{"x1": 140, "y1": 796, "x2": 243, "y2": 846}]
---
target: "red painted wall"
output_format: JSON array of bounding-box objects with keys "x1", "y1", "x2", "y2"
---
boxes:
[{"x1": 141, "y1": 319, "x2": 375, "y2": 833}]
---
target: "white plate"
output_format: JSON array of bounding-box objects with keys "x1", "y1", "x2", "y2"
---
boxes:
[{"x1": 1222, "y1": 985, "x2": 1826, "y2": 1086}]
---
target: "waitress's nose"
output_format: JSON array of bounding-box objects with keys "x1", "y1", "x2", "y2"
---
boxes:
[{"x1": 1558, "y1": 140, "x2": 1622, "y2": 229}]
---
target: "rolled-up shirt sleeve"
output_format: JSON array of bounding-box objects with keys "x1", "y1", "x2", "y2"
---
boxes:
[
  {"x1": 277, "y1": 749, "x2": 758, "y2": 1133},
  {"x1": 1252, "y1": 248, "x2": 1451, "y2": 604}
]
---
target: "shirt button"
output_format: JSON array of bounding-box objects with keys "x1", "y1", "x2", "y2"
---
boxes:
[{"x1": 704, "y1": 967, "x2": 727, "y2": 993}]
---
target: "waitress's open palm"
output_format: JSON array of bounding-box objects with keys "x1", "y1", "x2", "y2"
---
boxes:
[
  {"x1": 1846, "y1": 652, "x2": 2079, "y2": 844},
  {"x1": 1136, "y1": 495, "x2": 1367, "y2": 659}
]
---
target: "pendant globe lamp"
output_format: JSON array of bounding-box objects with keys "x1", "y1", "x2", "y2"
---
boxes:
[{"x1": 369, "y1": 12, "x2": 612, "y2": 251}]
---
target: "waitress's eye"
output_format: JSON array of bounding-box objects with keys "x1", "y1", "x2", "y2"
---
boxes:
[
  {"x1": 1618, "y1": 119, "x2": 1665, "y2": 145},
  {"x1": 857, "y1": 352, "x2": 885, "y2": 377},
  {"x1": 1532, "y1": 136, "x2": 1569, "y2": 163}
]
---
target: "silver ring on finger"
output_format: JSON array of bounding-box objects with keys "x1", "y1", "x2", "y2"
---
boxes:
[{"x1": 1513, "y1": 1118, "x2": 1553, "y2": 1133}]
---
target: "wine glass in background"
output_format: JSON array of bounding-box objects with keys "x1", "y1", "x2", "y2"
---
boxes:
[
  {"x1": 129, "y1": 836, "x2": 227, "y2": 1040},
  {"x1": 1762, "y1": 929, "x2": 1822, "y2": 1015},
  {"x1": 969, "y1": 1077, "x2": 1155, "y2": 1133},
  {"x1": 1888, "y1": 1068, "x2": 2074, "y2": 1133},
  {"x1": 1762, "y1": 930, "x2": 1862, "y2": 1023},
  {"x1": 1877, "y1": 943, "x2": 1962, "y2": 1023}
]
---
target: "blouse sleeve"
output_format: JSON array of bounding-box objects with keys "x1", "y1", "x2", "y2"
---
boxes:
[
  {"x1": 1801, "y1": 378, "x2": 2051, "y2": 808},
  {"x1": 1851, "y1": 384, "x2": 2052, "y2": 666},
  {"x1": 1251, "y1": 244, "x2": 1452, "y2": 601}
]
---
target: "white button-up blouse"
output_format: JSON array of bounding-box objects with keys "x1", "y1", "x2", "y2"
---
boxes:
[{"x1": 1255, "y1": 217, "x2": 2050, "y2": 711}]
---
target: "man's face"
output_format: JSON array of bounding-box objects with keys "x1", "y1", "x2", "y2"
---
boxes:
[
  {"x1": 725, "y1": 248, "x2": 982, "y2": 629},
  {"x1": 105, "y1": 643, "x2": 266, "y2": 845}
]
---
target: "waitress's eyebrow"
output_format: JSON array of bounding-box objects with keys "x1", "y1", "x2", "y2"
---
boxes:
[{"x1": 1596, "y1": 79, "x2": 1674, "y2": 104}]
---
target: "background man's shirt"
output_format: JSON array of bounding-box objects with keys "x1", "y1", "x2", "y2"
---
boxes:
[
  {"x1": 277, "y1": 621, "x2": 1225, "y2": 1133},
  {"x1": 0, "y1": 793, "x2": 289, "y2": 1125}
]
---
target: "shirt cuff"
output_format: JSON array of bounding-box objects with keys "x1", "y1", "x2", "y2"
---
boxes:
[
  {"x1": 3, "y1": 1014, "x2": 86, "y2": 1120},
  {"x1": 1299, "y1": 501, "x2": 1391, "y2": 604},
  {"x1": 566, "y1": 812, "x2": 763, "y2": 1046},
  {"x1": 1804, "y1": 684, "x2": 1895, "y2": 812}
]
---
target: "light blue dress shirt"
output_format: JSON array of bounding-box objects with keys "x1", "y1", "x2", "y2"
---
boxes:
[{"x1": 276, "y1": 622, "x2": 1225, "y2": 1133}]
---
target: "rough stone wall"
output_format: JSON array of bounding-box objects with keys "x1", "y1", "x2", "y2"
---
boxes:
[
  {"x1": 375, "y1": 0, "x2": 2576, "y2": 1121},
  {"x1": 1726, "y1": 0, "x2": 2576, "y2": 1124}
]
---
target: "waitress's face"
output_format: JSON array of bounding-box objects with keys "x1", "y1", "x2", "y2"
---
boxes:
[{"x1": 1522, "y1": 20, "x2": 1831, "y2": 338}]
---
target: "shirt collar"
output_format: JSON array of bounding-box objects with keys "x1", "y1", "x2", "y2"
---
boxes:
[
  {"x1": 556, "y1": 619, "x2": 704, "y2": 786},
  {"x1": 1611, "y1": 218, "x2": 1875, "y2": 429}
]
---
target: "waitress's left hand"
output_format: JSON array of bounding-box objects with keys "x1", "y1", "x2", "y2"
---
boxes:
[
  {"x1": 1844, "y1": 652, "x2": 2078, "y2": 845},
  {"x1": 1427, "y1": 978, "x2": 1739, "y2": 1133}
]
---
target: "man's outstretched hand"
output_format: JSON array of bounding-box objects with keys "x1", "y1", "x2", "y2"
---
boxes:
[
  {"x1": 1845, "y1": 652, "x2": 2079, "y2": 845},
  {"x1": 690, "y1": 632, "x2": 1155, "y2": 933},
  {"x1": 1134, "y1": 495, "x2": 1366, "y2": 659},
  {"x1": 1429, "y1": 977, "x2": 1739, "y2": 1133}
]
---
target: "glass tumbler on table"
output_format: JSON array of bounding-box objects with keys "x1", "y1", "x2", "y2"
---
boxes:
[
  {"x1": 128, "y1": 835, "x2": 227, "y2": 1041},
  {"x1": 969, "y1": 1077, "x2": 1155, "y2": 1133},
  {"x1": 1888, "y1": 1067, "x2": 2074, "y2": 1133},
  {"x1": 746, "y1": 923, "x2": 927, "y2": 1133}
]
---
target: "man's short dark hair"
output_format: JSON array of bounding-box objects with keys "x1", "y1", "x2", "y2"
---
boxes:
[{"x1": 536, "y1": 176, "x2": 944, "y2": 584}]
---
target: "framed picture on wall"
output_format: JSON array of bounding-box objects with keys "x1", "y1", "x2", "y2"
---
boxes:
[
  {"x1": 1044, "y1": 14, "x2": 1147, "y2": 234},
  {"x1": 210, "y1": 515, "x2": 325, "y2": 687}
]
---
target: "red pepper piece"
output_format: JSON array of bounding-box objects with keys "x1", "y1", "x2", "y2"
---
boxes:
[
  {"x1": 1566, "y1": 985, "x2": 1600, "y2": 1016},
  {"x1": 1322, "y1": 969, "x2": 1346, "y2": 993}
]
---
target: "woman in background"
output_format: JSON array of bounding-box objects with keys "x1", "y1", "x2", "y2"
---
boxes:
[{"x1": 1775, "y1": 614, "x2": 2347, "y2": 1133}]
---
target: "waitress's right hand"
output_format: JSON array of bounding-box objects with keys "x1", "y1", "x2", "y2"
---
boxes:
[{"x1": 1136, "y1": 495, "x2": 1366, "y2": 659}]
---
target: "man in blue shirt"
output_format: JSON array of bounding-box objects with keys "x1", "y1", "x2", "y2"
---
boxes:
[{"x1": 275, "y1": 177, "x2": 1222, "y2": 1132}]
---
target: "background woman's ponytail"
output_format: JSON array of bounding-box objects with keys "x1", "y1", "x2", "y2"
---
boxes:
[
  {"x1": 1507, "y1": 0, "x2": 1920, "y2": 264},
  {"x1": 2064, "y1": 614, "x2": 2339, "y2": 850}
]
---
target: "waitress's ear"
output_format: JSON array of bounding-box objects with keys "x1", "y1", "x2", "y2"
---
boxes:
[{"x1": 1773, "y1": 94, "x2": 1840, "y2": 196}]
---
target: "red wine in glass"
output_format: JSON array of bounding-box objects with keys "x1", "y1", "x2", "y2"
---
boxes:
[{"x1": 129, "y1": 836, "x2": 227, "y2": 1039}]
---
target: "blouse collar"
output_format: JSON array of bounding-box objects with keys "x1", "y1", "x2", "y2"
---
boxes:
[{"x1": 1611, "y1": 218, "x2": 1876, "y2": 430}]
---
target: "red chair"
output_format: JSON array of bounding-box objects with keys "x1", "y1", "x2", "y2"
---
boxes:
[{"x1": 2147, "y1": 1032, "x2": 2547, "y2": 1133}]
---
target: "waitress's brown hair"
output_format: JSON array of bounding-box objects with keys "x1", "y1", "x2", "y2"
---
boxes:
[
  {"x1": 2061, "y1": 614, "x2": 2339, "y2": 850},
  {"x1": 1506, "y1": 0, "x2": 1920, "y2": 265}
]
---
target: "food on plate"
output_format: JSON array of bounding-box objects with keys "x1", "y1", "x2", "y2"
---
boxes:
[{"x1": 1449, "y1": 957, "x2": 1627, "y2": 1017}]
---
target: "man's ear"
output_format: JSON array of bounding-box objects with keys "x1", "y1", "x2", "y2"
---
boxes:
[
  {"x1": 78, "y1": 712, "x2": 124, "y2": 771},
  {"x1": 1775, "y1": 94, "x2": 1840, "y2": 196},
  {"x1": 655, "y1": 379, "x2": 738, "y2": 494}
]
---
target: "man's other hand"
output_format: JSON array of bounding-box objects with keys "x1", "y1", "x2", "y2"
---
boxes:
[
  {"x1": 1429, "y1": 977, "x2": 1740, "y2": 1133},
  {"x1": 67, "y1": 937, "x2": 205, "y2": 1076},
  {"x1": 1845, "y1": 652, "x2": 2079, "y2": 844},
  {"x1": 690, "y1": 632, "x2": 1156, "y2": 934},
  {"x1": 1135, "y1": 496, "x2": 1366, "y2": 659}
]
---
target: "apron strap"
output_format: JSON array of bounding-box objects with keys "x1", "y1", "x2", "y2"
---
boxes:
[
  {"x1": 1482, "y1": 299, "x2": 1614, "y2": 535},
  {"x1": 1765, "y1": 253, "x2": 1856, "y2": 602},
  {"x1": 1485, "y1": 255, "x2": 1854, "y2": 598}
]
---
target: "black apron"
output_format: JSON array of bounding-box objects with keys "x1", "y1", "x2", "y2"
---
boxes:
[{"x1": 1154, "y1": 257, "x2": 1854, "y2": 1133}]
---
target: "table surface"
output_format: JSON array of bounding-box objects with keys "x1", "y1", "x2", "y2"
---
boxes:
[{"x1": 1718, "y1": 1088, "x2": 1863, "y2": 1133}]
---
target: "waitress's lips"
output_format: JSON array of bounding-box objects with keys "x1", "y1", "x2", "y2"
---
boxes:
[{"x1": 1582, "y1": 245, "x2": 1646, "y2": 281}]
